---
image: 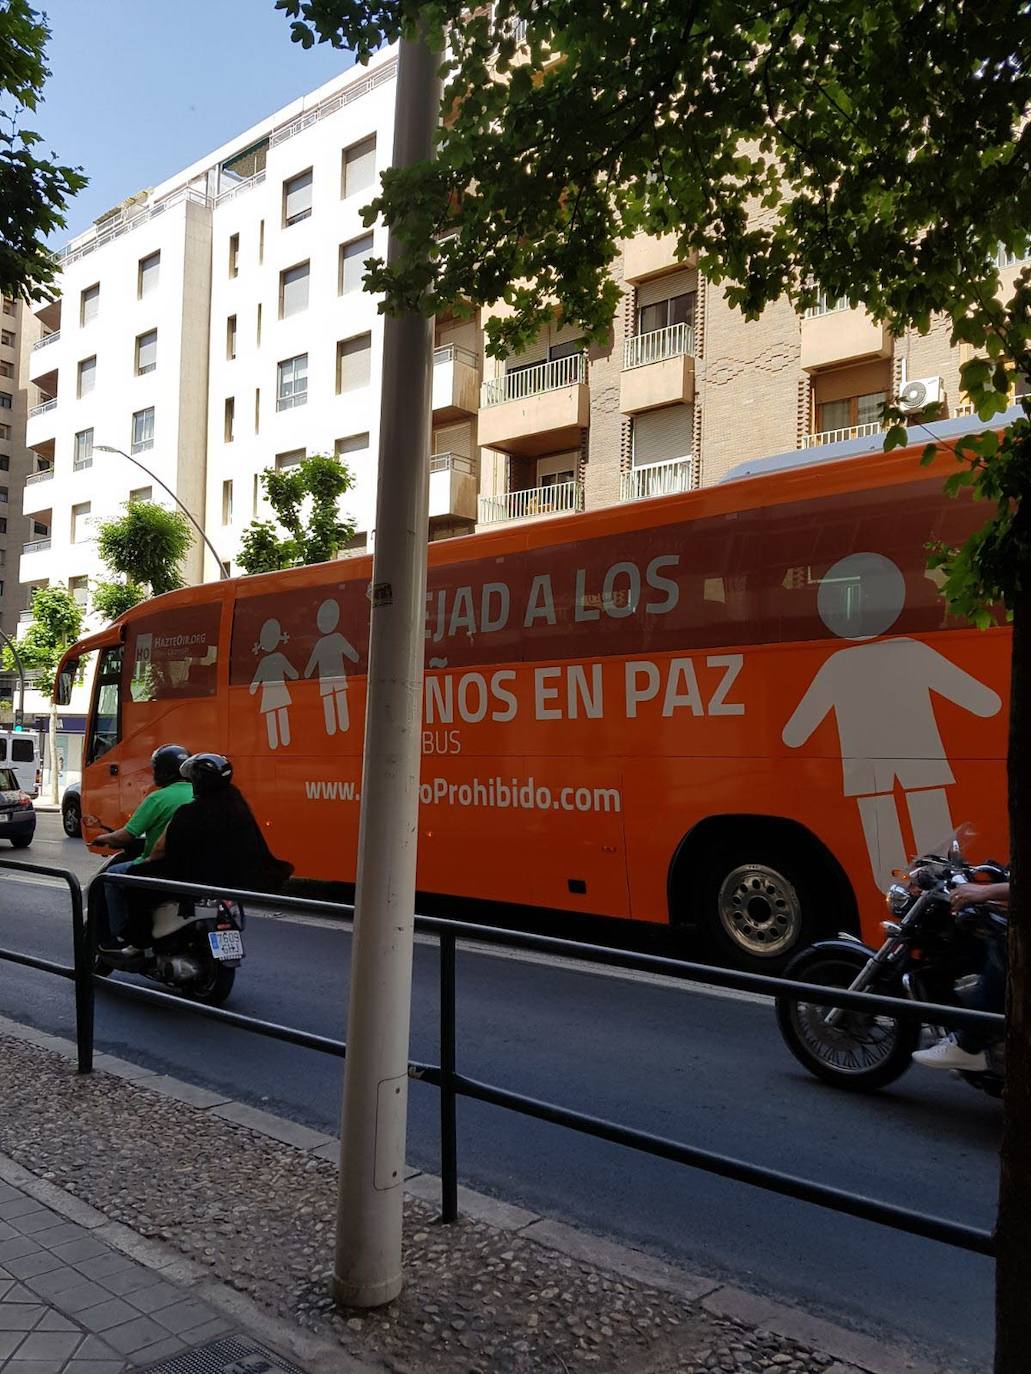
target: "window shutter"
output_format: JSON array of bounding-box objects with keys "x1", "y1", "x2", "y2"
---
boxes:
[
  {"x1": 284, "y1": 170, "x2": 312, "y2": 223},
  {"x1": 139, "y1": 253, "x2": 160, "y2": 296},
  {"x1": 343, "y1": 137, "x2": 376, "y2": 196},
  {"x1": 137, "y1": 331, "x2": 157, "y2": 372},
  {"x1": 338, "y1": 335, "x2": 372, "y2": 391},
  {"x1": 637, "y1": 268, "x2": 698, "y2": 309},
  {"x1": 340, "y1": 235, "x2": 373, "y2": 293},
  {"x1": 433, "y1": 421, "x2": 473, "y2": 459},
  {"x1": 632, "y1": 405, "x2": 694, "y2": 466},
  {"x1": 281, "y1": 263, "x2": 310, "y2": 317}
]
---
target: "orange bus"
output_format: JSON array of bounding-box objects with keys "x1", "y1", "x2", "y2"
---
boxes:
[{"x1": 57, "y1": 438, "x2": 1010, "y2": 968}]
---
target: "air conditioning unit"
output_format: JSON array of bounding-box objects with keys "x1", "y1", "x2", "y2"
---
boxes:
[{"x1": 898, "y1": 376, "x2": 944, "y2": 413}]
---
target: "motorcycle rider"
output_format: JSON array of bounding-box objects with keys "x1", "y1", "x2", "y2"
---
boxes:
[
  {"x1": 121, "y1": 752, "x2": 292, "y2": 942},
  {"x1": 93, "y1": 744, "x2": 192, "y2": 953},
  {"x1": 911, "y1": 880, "x2": 1010, "y2": 1071}
]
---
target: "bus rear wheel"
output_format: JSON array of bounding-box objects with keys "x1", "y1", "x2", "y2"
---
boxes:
[{"x1": 698, "y1": 845, "x2": 816, "y2": 970}]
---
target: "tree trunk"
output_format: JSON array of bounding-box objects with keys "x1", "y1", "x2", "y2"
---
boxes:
[
  {"x1": 995, "y1": 583, "x2": 1031, "y2": 1372},
  {"x1": 48, "y1": 699, "x2": 58, "y2": 805}
]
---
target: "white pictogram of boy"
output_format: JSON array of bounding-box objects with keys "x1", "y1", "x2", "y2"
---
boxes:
[
  {"x1": 249, "y1": 618, "x2": 298, "y2": 751},
  {"x1": 304, "y1": 599, "x2": 360, "y2": 736},
  {"x1": 782, "y1": 552, "x2": 1002, "y2": 890}
]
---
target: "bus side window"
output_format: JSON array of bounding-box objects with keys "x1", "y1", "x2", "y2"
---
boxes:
[{"x1": 87, "y1": 646, "x2": 124, "y2": 764}]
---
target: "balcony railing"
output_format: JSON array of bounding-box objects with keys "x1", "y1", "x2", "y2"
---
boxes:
[
  {"x1": 28, "y1": 398, "x2": 57, "y2": 418},
  {"x1": 481, "y1": 353, "x2": 586, "y2": 408},
  {"x1": 433, "y1": 344, "x2": 479, "y2": 369},
  {"x1": 620, "y1": 457, "x2": 694, "y2": 502},
  {"x1": 31, "y1": 331, "x2": 60, "y2": 352},
  {"x1": 479, "y1": 479, "x2": 584, "y2": 524},
  {"x1": 430, "y1": 451, "x2": 475, "y2": 475},
  {"x1": 268, "y1": 58, "x2": 397, "y2": 147},
  {"x1": 214, "y1": 170, "x2": 266, "y2": 208},
  {"x1": 22, "y1": 538, "x2": 51, "y2": 555},
  {"x1": 801, "y1": 420, "x2": 883, "y2": 448},
  {"x1": 623, "y1": 323, "x2": 695, "y2": 371},
  {"x1": 55, "y1": 187, "x2": 210, "y2": 267},
  {"x1": 954, "y1": 402, "x2": 975, "y2": 417},
  {"x1": 25, "y1": 469, "x2": 53, "y2": 485},
  {"x1": 803, "y1": 294, "x2": 850, "y2": 320},
  {"x1": 996, "y1": 243, "x2": 1031, "y2": 270}
]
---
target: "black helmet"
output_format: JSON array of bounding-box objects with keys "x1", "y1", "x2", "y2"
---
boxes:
[
  {"x1": 151, "y1": 744, "x2": 190, "y2": 786},
  {"x1": 180, "y1": 752, "x2": 233, "y2": 796}
]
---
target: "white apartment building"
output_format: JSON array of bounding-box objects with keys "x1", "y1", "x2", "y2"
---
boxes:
[{"x1": 22, "y1": 47, "x2": 400, "y2": 618}]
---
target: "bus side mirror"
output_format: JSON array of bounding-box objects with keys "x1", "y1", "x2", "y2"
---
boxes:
[{"x1": 55, "y1": 659, "x2": 78, "y2": 706}]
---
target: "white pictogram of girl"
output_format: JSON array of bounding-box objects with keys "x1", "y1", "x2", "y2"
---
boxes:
[
  {"x1": 250, "y1": 618, "x2": 298, "y2": 750},
  {"x1": 304, "y1": 599, "x2": 360, "y2": 735},
  {"x1": 782, "y1": 552, "x2": 1003, "y2": 889}
]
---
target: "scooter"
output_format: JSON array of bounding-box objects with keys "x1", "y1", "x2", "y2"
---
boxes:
[{"x1": 90, "y1": 843, "x2": 245, "y2": 1006}]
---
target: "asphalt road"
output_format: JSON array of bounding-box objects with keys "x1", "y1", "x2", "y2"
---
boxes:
[{"x1": 0, "y1": 815, "x2": 998, "y2": 1372}]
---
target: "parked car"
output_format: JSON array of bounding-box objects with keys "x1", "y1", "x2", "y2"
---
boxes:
[
  {"x1": 0, "y1": 766, "x2": 35, "y2": 848},
  {"x1": 61, "y1": 782, "x2": 82, "y2": 838}
]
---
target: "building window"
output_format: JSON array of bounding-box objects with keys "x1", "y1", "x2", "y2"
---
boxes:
[
  {"x1": 336, "y1": 333, "x2": 372, "y2": 393},
  {"x1": 229, "y1": 233, "x2": 240, "y2": 278},
  {"x1": 0, "y1": 393, "x2": 10, "y2": 410},
  {"x1": 816, "y1": 390, "x2": 886, "y2": 435},
  {"x1": 0, "y1": 424, "x2": 8, "y2": 440},
  {"x1": 77, "y1": 356, "x2": 96, "y2": 397},
  {"x1": 1, "y1": 330, "x2": 15, "y2": 347},
  {"x1": 221, "y1": 480, "x2": 233, "y2": 525},
  {"x1": 0, "y1": 361, "x2": 11, "y2": 379},
  {"x1": 339, "y1": 234, "x2": 373, "y2": 295},
  {"x1": 74, "y1": 428, "x2": 94, "y2": 469},
  {"x1": 138, "y1": 252, "x2": 160, "y2": 298},
  {"x1": 224, "y1": 396, "x2": 235, "y2": 443},
  {"x1": 2, "y1": 297, "x2": 14, "y2": 315},
  {"x1": 0, "y1": 455, "x2": 8, "y2": 472},
  {"x1": 0, "y1": 518, "x2": 7, "y2": 533},
  {"x1": 135, "y1": 329, "x2": 157, "y2": 375},
  {"x1": 276, "y1": 354, "x2": 308, "y2": 411},
  {"x1": 335, "y1": 433, "x2": 369, "y2": 459},
  {"x1": 69, "y1": 576, "x2": 88, "y2": 609},
  {"x1": 275, "y1": 449, "x2": 304, "y2": 470},
  {"x1": 81, "y1": 283, "x2": 100, "y2": 324},
  {"x1": 342, "y1": 135, "x2": 376, "y2": 198},
  {"x1": 131, "y1": 407, "x2": 155, "y2": 453},
  {"x1": 0, "y1": 487, "x2": 8, "y2": 504},
  {"x1": 283, "y1": 169, "x2": 313, "y2": 226},
  {"x1": 252, "y1": 473, "x2": 260, "y2": 515},
  {"x1": 637, "y1": 292, "x2": 695, "y2": 336},
  {"x1": 256, "y1": 303, "x2": 262, "y2": 346},
  {"x1": 71, "y1": 501, "x2": 91, "y2": 542},
  {"x1": 129, "y1": 486, "x2": 152, "y2": 503},
  {"x1": 259, "y1": 219, "x2": 265, "y2": 264},
  {"x1": 254, "y1": 387, "x2": 260, "y2": 433},
  {"x1": 279, "y1": 261, "x2": 310, "y2": 318},
  {"x1": 227, "y1": 315, "x2": 237, "y2": 360}
]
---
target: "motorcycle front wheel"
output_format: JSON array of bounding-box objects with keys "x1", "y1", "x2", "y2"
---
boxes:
[{"x1": 775, "y1": 948, "x2": 920, "y2": 1091}]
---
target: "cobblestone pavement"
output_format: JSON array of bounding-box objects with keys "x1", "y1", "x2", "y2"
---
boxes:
[{"x1": 0, "y1": 1033, "x2": 941, "y2": 1374}]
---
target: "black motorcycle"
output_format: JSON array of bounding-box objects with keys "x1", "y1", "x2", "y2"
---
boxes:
[
  {"x1": 775, "y1": 833, "x2": 1007, "y2": 1095},
  {"x1": 90, "y1": 844, "x2": 245, "y2": 1006}
]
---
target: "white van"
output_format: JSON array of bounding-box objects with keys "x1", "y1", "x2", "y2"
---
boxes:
[{"x1": 0, "y1": 732, "x2": 42, "y2": 798}]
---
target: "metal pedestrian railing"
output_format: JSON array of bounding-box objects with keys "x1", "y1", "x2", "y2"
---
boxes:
[{"x1": 0, "y1": 857, "x2": 1001, "y2": 1258}]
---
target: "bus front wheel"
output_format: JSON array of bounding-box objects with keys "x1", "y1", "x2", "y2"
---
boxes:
[{"x1": 698, "y1": 845, "x2": 816, "y2": 970}]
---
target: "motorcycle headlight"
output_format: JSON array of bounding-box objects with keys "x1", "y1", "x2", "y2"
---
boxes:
[{"x1": 887, "y1": 883, "x2": 911, "y2": 915}]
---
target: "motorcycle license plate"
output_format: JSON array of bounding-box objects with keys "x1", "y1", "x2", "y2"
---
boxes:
[{"x1": 208, "y1": 930, "x2": 244, "y2": 961}]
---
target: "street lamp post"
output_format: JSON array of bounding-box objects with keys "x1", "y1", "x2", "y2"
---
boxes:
[
  {"x1": 0, "y1": 628, "x2": 27, "y2": 725},
  {"x1": 94, "y1": 444, "x2": 229, "y2": 580}
]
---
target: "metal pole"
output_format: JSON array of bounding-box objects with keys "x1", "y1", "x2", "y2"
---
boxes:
[
  {"x1": 69, "y1": 874, "x2": 93, "y2": 1074},
  {"x1": 334, "y1": 31, "x2": 441, "y2": 1309},
  {"x1": 0, "y1": 628, "x2": 27, "y2": 724},
  {"x1": 94, "y1": 444, "x2": 228, "y2": 579},
  {"x1": 439, "y1": 930, "x2": 458, "y2": 1224}
]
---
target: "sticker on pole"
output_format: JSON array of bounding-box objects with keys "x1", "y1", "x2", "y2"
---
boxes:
[{"x1": 369, "y1": 581, "x2": 393, "y2": 607}]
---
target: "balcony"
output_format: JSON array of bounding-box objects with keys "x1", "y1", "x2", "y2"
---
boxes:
[
  {"x1": 478, "y1": 354, "x2": 590, "y2": 457},
  {"x1": 19, "y1": 538, "x2": 51, "y2": 581},
  {"x1": 22, "y1": 468, "x2": 55, "y2": 516},
  {"x1": 622, "y1": 233, "x2": 692, "y2": 284},
  {"x1": 620, "y1": 456, "x2": 694, "y2": 502},
  {"x1": 30, "y1": 330, "x2": 59, "y2": 353},
  {"x1": 801, "y1": 420, "x2": 883, "y2": 449},
  {"x1": 478, "y1": 478, "x2": 584, "y2": 525},
  {"x1": 22, "y1": 537, "x2": 51, "y2": 555},
  {"x1": 28, "y1": 397, "x2": 57, "y2": 420},
  {"x1": 800, "y1": 304, "x2": 891, "y2": 371},
  {"x1": 620, "y1": 324, "x2": 696, "y2": 414},
  {"x1": 429, "y1": 451, "x2": 477, "y2": 522},
  {"x1": 432, "y1": 344, "x2": 480, "y2": 419}
]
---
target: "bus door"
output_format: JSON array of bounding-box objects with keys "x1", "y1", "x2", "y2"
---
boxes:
[{"x1": 80, "y1": 641, "x2": 129, "y2": 838}]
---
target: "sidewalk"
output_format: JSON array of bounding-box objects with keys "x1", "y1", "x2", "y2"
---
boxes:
[{"x1": 0, "y1": 1024, "x2": 951, "y2": 1374}]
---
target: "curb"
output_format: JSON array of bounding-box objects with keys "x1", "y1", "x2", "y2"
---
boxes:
[{"x1": 0, "y1": 1013, "x2": 947, "y2": 1374}]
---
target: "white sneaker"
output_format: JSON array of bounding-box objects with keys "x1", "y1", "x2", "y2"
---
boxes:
[{"x1": 912, "y1": 1034, "x2": 988, "y2": 1072}]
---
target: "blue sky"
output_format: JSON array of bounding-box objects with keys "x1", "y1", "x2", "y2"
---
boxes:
[{"x1": 34, "y1": 0, "x2": 354, "y2": 243}]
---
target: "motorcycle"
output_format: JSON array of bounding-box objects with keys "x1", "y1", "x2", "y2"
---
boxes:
[
  {"x1": 90, "y1": 842, "x2": 245, "y2": 1006},
  {"x1": 775, "y1": 830, "x2": 1007, "y2": 1096}
]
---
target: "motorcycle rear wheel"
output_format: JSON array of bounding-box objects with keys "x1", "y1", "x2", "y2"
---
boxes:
[
  {"x1": 776, "y1": 949, "x2": 919, "y2": 1091},
  {"x1": 192, "y1": 964, "x2": 235, "y2": 1006}
]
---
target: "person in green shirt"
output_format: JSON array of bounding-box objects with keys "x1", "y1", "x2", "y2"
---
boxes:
[{"x1": 94, "y1": 744, "x2": 192, "y2": 949}]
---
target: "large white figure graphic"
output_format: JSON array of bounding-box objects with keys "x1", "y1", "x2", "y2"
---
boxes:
[
  {"x1": 250, "y1": 618, "x2": 298, "y2": 750},
  {"x1": 303, "y1": 598, "x2": 360, "y2": 736},
  {"x1": 782, "y1": 552, "x2": 1002, "y2": 889}
]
